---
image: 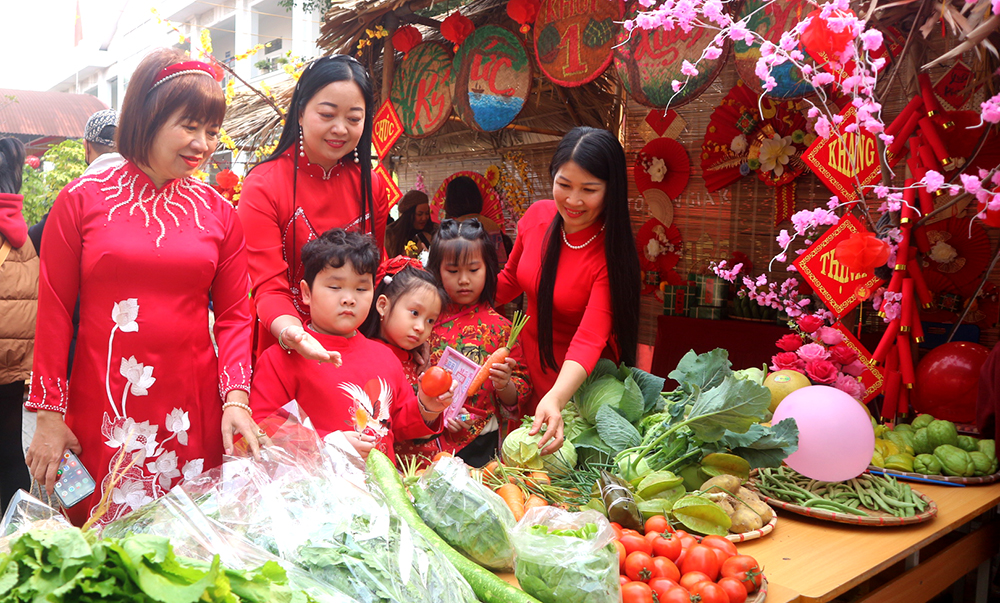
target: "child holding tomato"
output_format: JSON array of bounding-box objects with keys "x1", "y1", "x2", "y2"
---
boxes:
[
  {"x1": 249, "y1": 230, "x2": 452, "y2": 465},
  {"x1": 394, "y1": 219, "x2": 531, "y2": 468}
]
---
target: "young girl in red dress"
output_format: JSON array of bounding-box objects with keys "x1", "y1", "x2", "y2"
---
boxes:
[
  {"x1": 396, "y1": 219, "x2": 531, "y2": 468},
  {"x1": 361, "y1": 257, "x2": 447, "y2": 387}
]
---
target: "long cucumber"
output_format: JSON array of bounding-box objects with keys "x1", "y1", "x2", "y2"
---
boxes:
[{"x1": 366, "y1": 450, "x2": 542, "y2": 603}]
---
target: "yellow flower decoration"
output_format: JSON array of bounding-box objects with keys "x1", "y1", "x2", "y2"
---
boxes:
[
  {"x1": 193, "y1": 170, "x2": 209, "y2": 182},
  {"x1": 219, "y1": 128, "x2": 237, "y2": 152},
  {"x1": 200, "y1": 30, "x2": 214, "y2": 56},
  {"x1": 224, "y1": 79, "x2": 236, "y2": 105},
  {"x1": 485, "y1": 165, "x2": 501, "y2": 187}
]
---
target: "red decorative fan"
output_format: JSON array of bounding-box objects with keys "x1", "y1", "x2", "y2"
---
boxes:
[
  {"x1": 634, "y1": 137, "x2": 690, "y2": 201},
  {"x1": 636, "y1": 218, "x2": 683, "y2": 295},
  {"x1": 431, "y1": 171, "x2": 504, "y2": 225},
  {"x1": 923, "y1": 216, "x2": 992, "y2": 291},
  {"x1": 700, "y1": 81, "x2": 810, "y2": 192}
]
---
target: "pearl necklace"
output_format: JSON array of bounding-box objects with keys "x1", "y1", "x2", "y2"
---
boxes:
[{"x1": 561, "y1": 223, "x2": 605, "y2": 250}]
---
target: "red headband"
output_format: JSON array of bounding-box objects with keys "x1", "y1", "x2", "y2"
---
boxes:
[
  {"x1": 376, "y1": 255, "x2": 424, "y2": 286},
  {"x1": 150, "y1": 61, "x2": 222, "y2": 91}
]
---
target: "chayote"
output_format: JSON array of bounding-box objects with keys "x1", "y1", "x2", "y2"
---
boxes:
[
  {"x1": 934, "y1": 444, "x2": 976, "y2": 477},
  {"x1": 911, "y1": 429, "x2": 933, "y2": 455},
  {"x1": 926, "y1": 420, "x2": 959, "y2": 450},
  {"x1": 969, "y1": 451, "x2": 993, "y2": 476},
  {"x1": 893, "y1": 423, "x2": 914, "y2": 434},
  {"x1": 977, "y1": 439, "x2": 996, "y2": 461},
  {"x1": 956, "y1": 435, "x2": 979, "y2": 453},
  {"x1": 911, "y1": 414, "x2": 936, "y2": 430},
  {"x1": 913, "y1": 454, "x2": 942, "y2": 475}
]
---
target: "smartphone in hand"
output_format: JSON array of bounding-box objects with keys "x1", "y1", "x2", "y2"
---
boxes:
[{"x1": 54, "y1": 450, "x2": 96, "y2": 508}]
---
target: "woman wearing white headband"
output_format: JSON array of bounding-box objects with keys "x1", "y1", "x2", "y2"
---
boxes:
[{"x1": 26, "y1": 48, "x2": 259, "y2": 526}]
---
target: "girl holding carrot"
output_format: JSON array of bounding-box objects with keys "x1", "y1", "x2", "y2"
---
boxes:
[
  {"x1": 495, "y1": 127, "x2": 641, "y2": 456},
  {"x1": 395, "y1": 219, "x2": 531, "y2": 468}
]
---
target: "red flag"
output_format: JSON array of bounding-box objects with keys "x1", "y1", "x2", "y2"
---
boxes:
[{"x1": 74, "y1": 0, "x2": 83, "y2": 46}]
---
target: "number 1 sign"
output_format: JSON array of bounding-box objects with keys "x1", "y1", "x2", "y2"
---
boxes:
[{"x1": 533, "y1": 0, "x2": 623, "y2": 87}]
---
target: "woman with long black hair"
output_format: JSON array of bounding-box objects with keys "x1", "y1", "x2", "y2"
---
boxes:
[
  {"x1": 495, "y1": 127, "x2": 640, "y2": 453},
  {"x1": 238, "y1": 55, "x2": 388, "y2": 360}
]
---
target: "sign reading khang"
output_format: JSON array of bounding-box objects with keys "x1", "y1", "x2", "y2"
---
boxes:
[
  {"x1": 453, "y1": 25, "x2": 533, "y2": 132},
  {"x1": 613, "y1": 3, "x2": 729, "y2": 108},
  {"x1": 831, "y1": 321, "x2": 884, "y2": 404},
  {"x1": 803, "y1": 105, "x2": 899, "y2": 202},
  {"x1": 533, "y1": 0, "x2": 623, "y2": 87},
  {"x1": 372, "y1": 100, "x2": 403, "y2": 160},
  {"x1": 793, "y1": 214, "x2": 885, "y2": 317},
  {"x1": 390, "y1": 42, "x2": 454, "y2": 138},
  {"x1": 375, "y1": 163, "x2": 402, "y2": 209}
]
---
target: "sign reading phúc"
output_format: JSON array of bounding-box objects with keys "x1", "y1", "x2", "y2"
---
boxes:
[
  {"x1": 803, "y1": 105, "x2": 899, "y2": 202},
  {"x1": 372, "y1": 100, "x2": 403, "y2": 160},
  {"x1": 793, "y1": 214, "x2": 885, "y2": 317}
]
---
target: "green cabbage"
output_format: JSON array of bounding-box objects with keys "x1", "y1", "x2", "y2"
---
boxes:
[
  {"x1": 733, "y1": 365, "x2": 767, "y2": 386},
  {"x1": 502, "y1": 424, "x2": 578, "y2": 475},
  {"x1": 576, "y1": 375, "x2": 643, "y2": 424}
]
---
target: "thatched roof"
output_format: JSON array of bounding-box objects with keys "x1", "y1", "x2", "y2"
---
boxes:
[{"x1": 222, "y1": 0, "x2": 620, "y2": 157}]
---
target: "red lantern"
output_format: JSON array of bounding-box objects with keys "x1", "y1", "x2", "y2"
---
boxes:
[
  {"x1": 216, "y1": 168, "x2": 239, "y2": 190},
  {"x1": 507, "y1": 0, "x2": 540, "y2": 34},
  {"x1": 441, "y1": 11, "x2": 475, "y2": 51},
  {"x1": 392, "y1": 25, "x2": 422, "y2": 56},
  {"x1": 834, "y1": 230, "x2": 890, "y2": 272},
  {"x1": 24, "y1": 155, "x2": 40, "y2": 169},
  {"x1": 801, "y1": 9, "x2": 856, "y2": 65}
]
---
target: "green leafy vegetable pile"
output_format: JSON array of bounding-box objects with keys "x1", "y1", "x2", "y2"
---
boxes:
[{"x1": 0, "y1": 528, "x2": 314, "y2": 603}]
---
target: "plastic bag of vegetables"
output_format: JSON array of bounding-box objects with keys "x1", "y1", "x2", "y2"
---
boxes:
[
  {"x1": 511, "y1": 507, "x2": 620, "y2": 603},
  {"x1": 410, "y1": 456, "x2": 516, "y2": 570}
]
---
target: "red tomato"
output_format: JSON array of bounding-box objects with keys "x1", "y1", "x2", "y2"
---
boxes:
[
  {"x1": 690, "y1": 581, "x2": 732, "y2": 603},
  {"x1": 622, "y1": 528, "x2": 642, "y2": 537},
  {"x1": 650, "y1": 532, "x2": 682, "y2": 561},
  {"x1": 663, "y1": 587, "x2": 695, "y2": 603},
  {"x1": 644, "y1": 514, "x2": 672, "y2": 534},
  {"x1": 644, "y1": 530, "x2": 662, "y2": 546},
  {"x1": 620, "y1": 533, "x2": 653, "y2": 556},
  {"x1": 625, "y1": 551, "x2": 655, "y2": 582},
  {"x1": 619, "y1": 575, "x2": 632, "y2": 586},
  {"x1": 718, "y1": 577, "x2": 749, "y2": 603},
  {"x1": 651, "y1": 557, "x2": 680, "y2": 582},
  {"x1": 710, "y1": 547, "x2": 729, "y2": 566},
  {"x1": 701, "y1": 535, "x2": 738, "y2": 560},
  {"x1": 721, "y1": 555, "x2": 763, "y2": 594},
  {"x1": 680, "y1": 544, "x2": 721, "y2": 581},
  {"x1": 679, "y1": 534, "x2": 698, "y2": 551},
  {"x1": 621, "y1": 581, "x2": 655, "y2": 603},
  {"x1": 420, "y1": 366, "x2": 452, "y2": 397},
  {"x1": 610, "y1": 522, "x2": 624, "y2": 540},
  {"x1": 679, "y1": 571, "x2": 712, "y2": 591},
  {"x1": 673, "y1": 530, "x2": 689, "y2": 538},
  {"x1": 615, "y1": 540, "x2": 627, "y2": 574},
  {"x1": 675, "y1": 547, "x2": 686, "y2": 567},
  {"x1": 648, "y1": 577, "x2": 681, "y2": 601}
]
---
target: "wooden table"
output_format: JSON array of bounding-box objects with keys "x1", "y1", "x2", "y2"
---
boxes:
[{"x1": 737, "y1": 480, "x2": 1000, "y2": 602}]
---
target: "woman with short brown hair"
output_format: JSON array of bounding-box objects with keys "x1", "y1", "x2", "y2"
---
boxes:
[{"x1": 26, "y1": 48, "x2": 259, "y2": 526}]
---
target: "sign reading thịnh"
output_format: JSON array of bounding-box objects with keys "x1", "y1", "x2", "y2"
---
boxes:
[{"x1": 792, "y1": 213, "x2": 884, "y2": 317}]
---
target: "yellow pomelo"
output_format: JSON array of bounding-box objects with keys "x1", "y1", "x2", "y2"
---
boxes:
[{"x1": 764, "y1": 370, "x2": 812, "y2": 412}]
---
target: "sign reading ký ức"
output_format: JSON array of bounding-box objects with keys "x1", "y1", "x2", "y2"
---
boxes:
[
  {"x1": 793, "y1": 214, "x2": 885, "y2": 318},
  {"x1": 803, "y1": 105, "x2": 900, "y2": 202},
  {"x1": 453, "y1": 25, "x2": 532, "y2": 132},
  {"x1": 832, "y1": 321, "x2": 884, "y2": 404},
  {"x1": 533, "y1": 0, "x2": 623, "y2": 87},
  {"x1": 390, "y1": 42, "x2": 454, "y2": 138}
]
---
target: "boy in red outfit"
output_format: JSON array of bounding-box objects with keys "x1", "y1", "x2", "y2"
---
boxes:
[{"x1": 250, "y1": 229, "x2": 449, "y2": 463}]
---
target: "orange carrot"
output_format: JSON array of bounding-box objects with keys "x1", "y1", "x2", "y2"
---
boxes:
[
  {"x1": 528, "y1": 471, "x2": 551, "y2": 486},
  {"x1": 524, "y1": 494, "x2": 549, "y2": 510},
  {"x1": 483, "y1": 460, "x2": 501, "y2": 481},
  {"x1": 467, "y1": 312, "x2": 530, "y2": 397},
  {"x1": 496, "y1": 482, "x2": 526, "y2": 520}
]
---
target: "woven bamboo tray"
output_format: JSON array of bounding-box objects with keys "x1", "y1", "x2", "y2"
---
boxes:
[
  {"x1": 747, "y1": 478, "x2": 937, "y2": 526},
  {"x1": 748, "y1": 578, "x2": 767, "y2": 603},
  {"x1": 867, "y1": 466, "x2": 1000, "y2": 485}
]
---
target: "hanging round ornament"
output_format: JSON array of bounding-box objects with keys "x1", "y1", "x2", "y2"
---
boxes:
[
  {"x1": 733, "y1": 0, "x2": 814, "y2": 99},
  {"x1": 533, "y1": 0, "x2": 623, "y2": 87},
  {"x1": 701, "y1": 81, "x2": 810, "y2": 224},
  {"x1": 392, "y1": 25, "x2": 423, "y2": 56},
  {"x1": 614, "y1": 2, "x2": 730, "y2": 107},
  {"x1": 507, "y1": 0, "x2": 541, "y2": 33},
  {"x1": 390, "y1": 42, "x2": 455, "y2": 138},
  {"x1": 634, "y1": 137, "x2": 691, "y2": 201},
  {"x1": 452, "y1": 25, "x2": 533, "y2": 132},
  {"x1": 431, "y1": 171, "x2": 505, "y2": 226},
  {"x1": 636, "y1": 217, "x2": 684, "y2": 296}
]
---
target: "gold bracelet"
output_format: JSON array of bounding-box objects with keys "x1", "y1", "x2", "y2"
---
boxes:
[{"x1": 222, "y1": 401, "x2": 253, "y2": 415}]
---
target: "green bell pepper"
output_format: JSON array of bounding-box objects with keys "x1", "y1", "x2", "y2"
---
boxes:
[
  {"x1": 926, "y1": 420, "x2": 959, "y2": 450},
  {"x1": 913, "y1": 454, "x2": 942, "y2": 475},
  {"x1": 933, "y1": 444, "x2": 976, "y2": 477}
]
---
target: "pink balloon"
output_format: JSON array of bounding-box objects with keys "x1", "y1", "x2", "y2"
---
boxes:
[{"x1": 772, "y1": 385, "x2": 875, "y2": 481}]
